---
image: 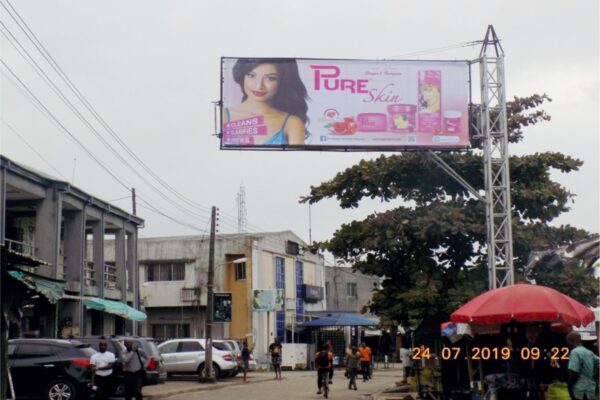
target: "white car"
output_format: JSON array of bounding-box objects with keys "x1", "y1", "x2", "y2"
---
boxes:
[
  {"x1": 213, "y1": 339, "x2": 257, "y2": 372},
  {"x1": 157, "y1": 338, "x2": 238, "y2": 379}
]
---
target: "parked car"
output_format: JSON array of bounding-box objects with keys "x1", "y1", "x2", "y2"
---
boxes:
[
  {"x1": 113, "y1": 336, "x2": 167, "y2": 385},
  {"x1": 213, "y1": 339, "x2": 257, "y2": 372},
  {"x1": 7, "y1": 338, "x2": 95, "y2": 400},
  {"x1": 157, "y1": 338, "x2": 238, "y2": 379}
]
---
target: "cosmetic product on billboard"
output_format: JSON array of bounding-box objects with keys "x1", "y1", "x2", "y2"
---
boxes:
[
  {"x1": 443, "y1": 110, "x2": 462, "y2": 133},
  {"x1": 357, "y1": 113, "x2": 387, "y2": 132},
  {"x1": 418, "y1": 70, "x2": 442, "y2": 133},
  {"x1": 387, "y1": 104, "x2": 416, "y2": 133}
]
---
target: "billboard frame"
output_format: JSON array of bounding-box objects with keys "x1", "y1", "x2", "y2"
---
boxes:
[{"x1": 219, "y1": 56, "x2": 473, "y2": 152}]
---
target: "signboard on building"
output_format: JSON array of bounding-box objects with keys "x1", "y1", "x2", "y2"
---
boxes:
[
  {"x1": 252, "y1": 289, "x2": 285, "y2": 312},
  {"x1": 213, "y1": 293, "x2": 232, "y2": 322},
  {"x1": 221, "y1": 57, "x2": 470, "y2": 151},
  {"x1": 302, "y1": 284, "x2": 324, "y2": 303}
]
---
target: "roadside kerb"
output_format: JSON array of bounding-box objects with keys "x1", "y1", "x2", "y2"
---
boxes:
[{"x1": 143, "y1": 375, "x2": 280, "y2": 399}]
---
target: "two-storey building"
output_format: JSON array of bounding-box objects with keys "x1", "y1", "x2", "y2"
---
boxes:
[
  {"x1": 1, "y1": 155, "x2": 144, "y2": 338},
  {"x1": 137, "y1": 231, "x2": 326, "y2": 363}
]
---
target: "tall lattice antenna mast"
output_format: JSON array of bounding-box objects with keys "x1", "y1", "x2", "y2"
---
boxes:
[
  {"x1": 237, "y1": 184, "x2": 247, "y2": 233},
  {"x1": 478, "y1": 25, "x2": 514, "y2": 288}
]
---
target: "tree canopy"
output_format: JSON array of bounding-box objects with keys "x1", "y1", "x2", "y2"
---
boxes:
[{"x1": 302, "y1": 94, "x2": 596, "y2": 326}]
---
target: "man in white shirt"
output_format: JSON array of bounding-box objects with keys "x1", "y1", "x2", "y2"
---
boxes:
[{"x1": 90, "y1": 340, "x2": 116, "y2": 400}]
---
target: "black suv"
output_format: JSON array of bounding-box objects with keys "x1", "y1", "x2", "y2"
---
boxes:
[{"x1": 8, "y1": 338, "x2": 96, "y2": 400}]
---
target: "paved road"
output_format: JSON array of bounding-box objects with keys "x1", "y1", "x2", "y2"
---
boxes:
[{"x1": 160, "y1": 368, "x2": 402, "y2": 400}]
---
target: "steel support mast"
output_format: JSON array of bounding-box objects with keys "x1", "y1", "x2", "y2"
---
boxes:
[{"x1": 478, "y1": 26, "x2": 514, "y2": 288}]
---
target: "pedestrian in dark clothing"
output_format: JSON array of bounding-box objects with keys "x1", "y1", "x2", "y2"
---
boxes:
[
  {"x1": 269, "y1": 338, "x2": 282, "y2": 380},
  {"x1": 241, "y1": 340, "x2": 251, "y2": 382},
  {"x1": 122, "y1": 339, "x2": 147, "y2": 400}
]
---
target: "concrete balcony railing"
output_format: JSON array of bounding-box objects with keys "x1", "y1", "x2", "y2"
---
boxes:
[
  {"x1": 104, "y1": 263, "x2": 119, "y2": 290},
  {"x1": 5, "y1": 238, "x2": 37, "y2": 257},
  {"x1": 84, "y1": 260, "x2": 96, "y2": 286}
]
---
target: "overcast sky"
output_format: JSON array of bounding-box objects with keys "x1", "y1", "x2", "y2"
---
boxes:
[{"x1": 1, "y1": 0, "x2": 598, "y2": 259}]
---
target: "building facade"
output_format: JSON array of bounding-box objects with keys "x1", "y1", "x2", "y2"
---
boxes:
[
  {"x1": 324, "y1": 265, "x2": 380, "y2": 315},
  {"x1": 137, "y1": 231, "x2": 327, "y2": 362},
  {"x1": 1, "y1": 155, "x2": 144, "y2": 338}
]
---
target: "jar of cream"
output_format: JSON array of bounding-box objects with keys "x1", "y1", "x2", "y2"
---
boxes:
[{"x1": 387, "y1": 104, "x2": 416, "y2": 133}]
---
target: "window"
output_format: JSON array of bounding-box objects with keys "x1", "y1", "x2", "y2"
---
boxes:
[
  {"x1": 16, "y1": 344, "x2": 54, "y2": 358},
  {"x1": 325, "y1": 282, "x2": 330, "y2": 297},
  {"x1": 235, "y1": 262, "x2": 246, "y2": 280},
  {"x1": 347, "y1": 282, "x2": 358, "y2": 299},
  {"x1": 157, "y1": 341, "x2": 178, "y2": 354},
  {"x1": 146, "y1": 262, "x2": 185, "y2": 281},
  {"x1": 178, "y1": 341, "x2": 202, "y2": 352},
  {"x1": 286, "y1": 241, "x2": 300, "y2": 255},
  {"x1": 152, "y1": 323, "x2": 190, "y2": 340}
]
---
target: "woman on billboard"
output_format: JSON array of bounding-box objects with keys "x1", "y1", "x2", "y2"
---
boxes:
[{"x1": 224, "y1": 58, "x2": 309, "y2": 145}]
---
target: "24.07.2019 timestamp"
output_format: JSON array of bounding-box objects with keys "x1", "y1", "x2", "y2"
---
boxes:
[{"x1": 411, "y1": 346, "x2": 570, "y2": 361}]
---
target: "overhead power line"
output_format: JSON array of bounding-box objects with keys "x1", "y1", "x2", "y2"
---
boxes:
[{"x1": 1, "y1": 117, "x2": 67, "y2": 179}]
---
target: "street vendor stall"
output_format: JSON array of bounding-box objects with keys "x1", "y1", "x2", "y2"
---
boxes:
[{"x1": 441, "y1": 283, "x2": 595, "y2": 400}]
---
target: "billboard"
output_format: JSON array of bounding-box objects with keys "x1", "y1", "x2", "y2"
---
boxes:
[
  {"x1": 221, "y1": 57, "x2": 470, "y2": 151},
  {"x1": 252, "y1": 289, "x2": 285, "y2": 312},
  {"x1": 213, "y1": 293, "x2": 232, "y2": 322}
]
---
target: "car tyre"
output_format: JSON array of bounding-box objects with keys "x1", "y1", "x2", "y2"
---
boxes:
[
  {"x1": 197, "y1": 363, "x2": 220, "y2": 380},
  {"x1": 46, "y1": 379, "x2": 77, "y2": 400}
]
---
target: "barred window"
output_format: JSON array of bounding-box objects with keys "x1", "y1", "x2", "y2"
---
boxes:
[
  {"x1": 235, "y1": 262, "x2": 246, "y2": 280},
  {"x1": 151, "y1": 324, "x2": 190, "y2": 341},
  {"x1": 146, "y1": 262, "x2": 185, "y2": 281}
]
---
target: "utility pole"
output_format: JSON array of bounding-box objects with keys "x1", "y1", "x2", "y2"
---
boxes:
[
  {"x1": 199, "y1": 206, "x2": 216, "y2": 383},
  {"x1": 131, "y1": 188, "x2": 137, "y2": 215}
]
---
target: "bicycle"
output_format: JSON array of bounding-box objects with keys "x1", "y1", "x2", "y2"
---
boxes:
[{"x1": 319, "y1": 371, "x2": 329, "y2": 398}]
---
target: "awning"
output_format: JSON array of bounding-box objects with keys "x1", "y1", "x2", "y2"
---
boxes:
[
  {"x1": 301, "y1": 313, "x2": 379, "y2": 327},
  {"x1": 83, "y1": 297, "x2": 147, "y2": 321},
  {"x1": 7, "y1": 269, "x2": 65, "y2": 304}
]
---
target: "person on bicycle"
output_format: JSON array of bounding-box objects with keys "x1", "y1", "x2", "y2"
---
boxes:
[{"x1": 315, "y1": 344, "x2": 333, "y2": 395}]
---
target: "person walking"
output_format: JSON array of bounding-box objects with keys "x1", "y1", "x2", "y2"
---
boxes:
[
  {"x1": 358, "y1": 343, "x2": 372, "y2": 382},
  {"x1": 344, "y1": 346, "x2": 361, "y2": 391},
  {"x1": 399, "y1": 346, "x2": 412, "y2": 384},
  {"x1": 566, "y1": 331, "x2": 599, "y2": 400},
  {"x1": 122, "y1": 339, "x2": 148, "y2": 400},
  {"x1": 90, "y1": 340, "x2": 115, "y2": 400},
  {"x1": 241, "y1": 340, "x2": 251, "y2": 382},
  {"x1": 269, "y1": 337, "x2": 282, "y2": 380}
]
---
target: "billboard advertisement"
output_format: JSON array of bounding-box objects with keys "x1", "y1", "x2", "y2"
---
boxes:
[
  {"x1": 221, "y1": 57, "x2": 470, "y2": 151},
  {"x1": 252, "y1": 289, "x2": 285, "y2": 312},
  {"x1": 213, "y1": 293, "x2": 232, "y2": 322}
]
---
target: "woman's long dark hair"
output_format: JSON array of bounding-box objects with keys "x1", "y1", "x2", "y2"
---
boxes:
[{"x1": 232, "y1": 58, "x2": 310, "y2": 127}]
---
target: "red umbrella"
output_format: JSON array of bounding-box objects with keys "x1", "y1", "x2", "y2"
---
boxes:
[{"x1": 451, "y1": 283, "x2": 594, "y2": 327}]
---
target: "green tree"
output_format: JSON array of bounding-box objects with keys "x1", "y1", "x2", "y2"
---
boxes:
[{"x1": 302, "y1": 95, "x2": 596, "y2": 326}]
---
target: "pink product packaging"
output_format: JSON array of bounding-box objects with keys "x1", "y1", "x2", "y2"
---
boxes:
[
  {"x1": 417, "y1": 70, "x2": 442, "y2": 133},
  {"x1": 387, "y1": 104, "x2": 416, "y2": 133},
  {"x1": 357, "y1": 113, "x2": 387, "y2": 132},
  {"x1": 443, "y1": 111, "x2": 462, "y2": 133}
]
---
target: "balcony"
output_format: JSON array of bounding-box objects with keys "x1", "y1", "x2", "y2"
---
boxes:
[
  {"x1": 104, "y1": 263, "x2": 118, "y2": 290},
  {"x1": 84, "y1": 260, "x2": 96, "y2": 286},
  {"x1": 5, "y1": 238, "x2": 37, "y2": 257}
]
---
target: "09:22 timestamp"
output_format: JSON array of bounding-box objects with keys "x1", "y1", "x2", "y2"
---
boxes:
[{"x1": 411, "y1": 346, "x2": 570, "y2": 361}]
